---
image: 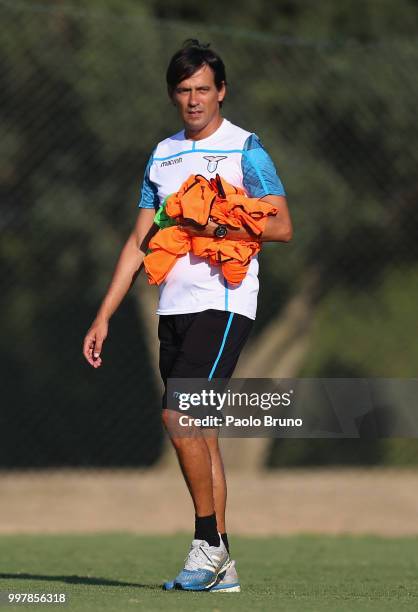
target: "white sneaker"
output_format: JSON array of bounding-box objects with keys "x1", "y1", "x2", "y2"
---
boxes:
[{"x1": 172, "y1": 537, "x2": 230, "y2": 591}]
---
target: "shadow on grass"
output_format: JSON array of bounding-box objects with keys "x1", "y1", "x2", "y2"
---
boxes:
[{"x1": 0, "y1": 573, "x2": 161, "y2": 589}]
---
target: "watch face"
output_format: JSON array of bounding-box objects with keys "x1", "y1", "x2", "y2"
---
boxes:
[{"x1": 215, "y1": 225, "x2": 228, "y2": 238}]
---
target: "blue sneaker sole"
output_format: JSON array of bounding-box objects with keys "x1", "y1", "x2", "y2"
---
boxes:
[
  {"x1": 163, "y1": 581, "x2": 241, "y2": 593},
  {"x1": 164, "y1": 559, "x2": 233, "y2": 592},
  {"x1": 163, "y1": 579, "x2": 216, "y2": 592},
  {"x1": 163, "y1": 580, "x2": 216, "y2": 592}
]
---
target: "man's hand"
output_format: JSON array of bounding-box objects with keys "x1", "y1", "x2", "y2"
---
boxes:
[{"x1": 83, "y1": 317, "x2": 109, "y2": 368}]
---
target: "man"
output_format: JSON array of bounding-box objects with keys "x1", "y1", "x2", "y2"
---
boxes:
[{"x1": 83, "y1": 39, "x2": 292, "y2": 592}]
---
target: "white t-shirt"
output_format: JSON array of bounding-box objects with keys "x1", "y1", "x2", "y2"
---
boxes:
[{"x1": 138, "y1": 118, "x2": 285, "y2": 320}]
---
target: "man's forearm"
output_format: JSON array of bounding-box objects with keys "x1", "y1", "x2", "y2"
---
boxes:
[
  {"x1": 226, "y1": 214, "x2": 292, "y2": 243},
  {"x1": 180, "y1": 214, "x2": 292, "y2": 243},
  {"x1": 179, "y1": 195, "x2": 292, "y2": 243},
  {"x1": 96, "y1": 234, "x2": 145, "y2": 322}
]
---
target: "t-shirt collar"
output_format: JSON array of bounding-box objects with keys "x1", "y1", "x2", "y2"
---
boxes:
[{"x1": 183, "y1": 118, "x2": 228, "y2": 144}]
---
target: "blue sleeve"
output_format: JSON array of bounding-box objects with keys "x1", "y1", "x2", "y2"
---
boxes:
[
  {"x1": 138, "y1": 153, "x2": 160, "y2": 209},
  {"x1": 241, "y1": 134, "x2": 286, "y2": 198}
]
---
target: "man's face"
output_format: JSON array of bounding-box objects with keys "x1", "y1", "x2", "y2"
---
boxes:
[{"x1": 171, "y1": 64, "x2": 226, "y2": 139}]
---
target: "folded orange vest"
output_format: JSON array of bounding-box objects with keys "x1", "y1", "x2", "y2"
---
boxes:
[{"x1": 144, "y1": 174, "x2": 278, "y2": 286}]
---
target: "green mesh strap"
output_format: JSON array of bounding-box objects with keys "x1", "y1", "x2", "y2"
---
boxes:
[{"x1": 154, "y1": 195, "x2": 177, "y2": 229}]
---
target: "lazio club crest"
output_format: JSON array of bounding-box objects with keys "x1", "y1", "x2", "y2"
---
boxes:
[{"x1": 203, "y1": 155, "x2": 228, "y2": 173}]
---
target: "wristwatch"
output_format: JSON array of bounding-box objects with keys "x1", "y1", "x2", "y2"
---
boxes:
[
  {"x1": 209, "y1": 217, "x2": 228, "y2": 239},
  {"x1": 214, "y1": 224, "x2": 228, "y2": 239}
]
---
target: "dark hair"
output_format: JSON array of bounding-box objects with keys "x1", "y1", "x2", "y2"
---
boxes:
[{"x1": 166, "y1": 39, "x2": 227, "y2": 96}]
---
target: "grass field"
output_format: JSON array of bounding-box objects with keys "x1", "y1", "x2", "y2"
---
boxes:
[{"x1": 0, "y1": 534, "x2": 417, "y2": 611}]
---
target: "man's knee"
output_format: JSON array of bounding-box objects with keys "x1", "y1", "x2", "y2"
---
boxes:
[{"x1": 162, "y1": 408, "x2": 202, "y2": 449}]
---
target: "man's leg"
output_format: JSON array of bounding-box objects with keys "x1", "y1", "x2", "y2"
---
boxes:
[
  {"x1": 162, "y1": 415, "x2": 228, "y2": 543},
  {"x1": 159, "y1": 314, "x2": 221, "y2": 547},
  {"x1": 204, "y1": 431, "x2": 227, "y2": 535},
  {"x1": 163, "y1": 422, "x2": 241, "y2": 593},
  {"x1": 204, "y1": 431, "x2": 232, "y2": 558},
  {"x1": 162, "y1": 410, "x2": 230, "y2": 591},
  {"x1": 162, "y1": 409, "x2": 215, "y2": 518},
  {"x1": 159, "y1": 310, "x2": 253, "y2": 590}
]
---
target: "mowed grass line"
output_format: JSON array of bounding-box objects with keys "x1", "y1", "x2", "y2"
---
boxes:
[{"x1": 0, "y1": 534, "x2": 417, "y2": 611}]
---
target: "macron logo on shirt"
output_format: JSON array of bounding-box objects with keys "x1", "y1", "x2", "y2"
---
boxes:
[{"x1": 160, "y1": 157, "x2": 183, "y2": 168}]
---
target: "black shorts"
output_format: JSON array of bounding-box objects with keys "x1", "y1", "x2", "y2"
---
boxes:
[{"x1": 158, "y1": 309, "x2": 253, "y2": 410}]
